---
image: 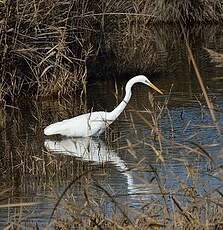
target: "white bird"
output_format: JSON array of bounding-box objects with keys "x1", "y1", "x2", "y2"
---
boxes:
[{"x1": 44, "y1": 75, "x2": 163, "y2": 137}]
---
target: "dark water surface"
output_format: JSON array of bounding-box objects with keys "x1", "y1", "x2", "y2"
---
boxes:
[{"x1": 0, "y1": 25, "x2": 223, "y2": 228}]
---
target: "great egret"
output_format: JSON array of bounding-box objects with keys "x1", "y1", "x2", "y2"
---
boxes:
[{"x1": 44, "y1": 75, "x2": 163, "y2": 137}]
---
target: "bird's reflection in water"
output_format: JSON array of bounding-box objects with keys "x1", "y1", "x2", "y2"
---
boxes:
[{"x1": 44, "y1": 137, "x2": 134, "y2": 191}]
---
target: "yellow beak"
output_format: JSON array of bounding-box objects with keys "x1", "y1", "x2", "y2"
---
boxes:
[{"x1": 149, "y1": 82, "x2": 163, "y2": 95}]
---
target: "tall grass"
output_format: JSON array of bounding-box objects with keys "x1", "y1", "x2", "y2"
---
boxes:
[
  {"x1": 136, "y1": 0, "x2": 223, "y2": 23},
  {"x1": 0, "y1": 82, "x2": 222, "y2": 228},
  {"x1": 0, "y1": 0, "x2": 223, "y2": 101},
  {"x1": 1, "y1": 51, "x2": 222, "y2": 228},
  {"x1": 0, "y1": 0, "x2": 94, "y2": 98},
  {"x1": 46, "y1": 92, "x2": 223, "y2": 229},
  {"x1": 0, "y1": 1, "x2": 223, "y2": 227}
]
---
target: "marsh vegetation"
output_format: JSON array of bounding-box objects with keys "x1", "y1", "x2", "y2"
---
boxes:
[
  {"x1": 0, "y1": 0, "x2": 223, "y2": 99},
  {"x1": 0, "y1": 0, "x2": 223, "y2": 229}
]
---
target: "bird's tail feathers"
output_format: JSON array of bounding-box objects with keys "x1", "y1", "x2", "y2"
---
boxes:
[{"x1": 44, "y1": 122, "x2": 63, "y2": 136}]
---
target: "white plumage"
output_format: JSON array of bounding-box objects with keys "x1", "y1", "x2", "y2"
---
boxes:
[
  {"x1": 44, "y1": 112, "x2": 111, "y2": 137},
  {"x1": 44, "y1": 75, "x2": 163, "y2": 137}
]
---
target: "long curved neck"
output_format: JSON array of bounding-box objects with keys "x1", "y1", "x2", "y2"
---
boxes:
[{"x1": 109, "y1": 80, "x2": 133, "y2": 120}]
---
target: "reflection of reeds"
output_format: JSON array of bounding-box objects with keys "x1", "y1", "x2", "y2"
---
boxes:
[{"x1": 0, "y1": 88, "x2": 222, "y2": 228}]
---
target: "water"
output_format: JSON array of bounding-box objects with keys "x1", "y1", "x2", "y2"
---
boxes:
[{"x1": 0, "y1": 25, "x2": 223, "y2": 228}]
